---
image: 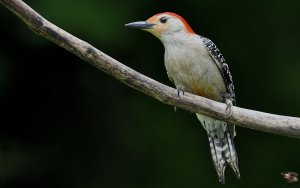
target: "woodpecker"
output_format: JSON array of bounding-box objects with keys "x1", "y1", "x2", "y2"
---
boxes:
[{"x1": 125, "y1": 12, "x2": 240, "y2": 183}]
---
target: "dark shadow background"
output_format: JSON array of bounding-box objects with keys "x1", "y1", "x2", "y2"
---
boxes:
[{"x1": 1, "y1": 0, "x2": 300, "y2": 187}]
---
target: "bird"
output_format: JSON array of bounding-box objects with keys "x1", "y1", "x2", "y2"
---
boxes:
[{"x1": 125, "y1": 12, "x2": 240, "y2": 183}]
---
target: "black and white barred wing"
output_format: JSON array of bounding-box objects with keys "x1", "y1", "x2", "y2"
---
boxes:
[
  {"x1": 201, "y1": 37, "x2": 236, "y2": 105},
  {"x1": 199, "y1": 37, "x2": 240, "y2": 183}
]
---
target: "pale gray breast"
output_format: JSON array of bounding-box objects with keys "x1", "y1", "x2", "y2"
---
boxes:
[{"x1": 164, "y1": 38, "x2": 226, "y2": 101}]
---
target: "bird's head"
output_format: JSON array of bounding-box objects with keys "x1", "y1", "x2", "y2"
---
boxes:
[{"x1": 125, "y1": 12, "x2": 195, "y2": 40}]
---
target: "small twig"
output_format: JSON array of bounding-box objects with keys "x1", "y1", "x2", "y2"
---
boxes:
[{"x1": 1, "y1": 0, "x2": 300, "y2": 138}]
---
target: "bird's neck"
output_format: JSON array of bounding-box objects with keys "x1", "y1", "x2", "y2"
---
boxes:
[{"x1": 160, "y1": 33, "x2": 199, "y2": 49}]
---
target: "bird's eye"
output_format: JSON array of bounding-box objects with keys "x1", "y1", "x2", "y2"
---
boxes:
[{"x1": 159, "y1": 17, "x2": 168, "y2": 24}]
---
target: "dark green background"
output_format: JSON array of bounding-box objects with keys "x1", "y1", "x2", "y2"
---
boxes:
[{"x1": 0, "y1": 0, "x2": 300, "y2": 187}]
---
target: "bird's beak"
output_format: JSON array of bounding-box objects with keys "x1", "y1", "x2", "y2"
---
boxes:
[{"x1": 124, "y1": 21, "x2": 155, "y2": 30}]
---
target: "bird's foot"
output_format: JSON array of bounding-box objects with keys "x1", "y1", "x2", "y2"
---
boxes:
[
  {"x1": 176, "y1": 86, "x2": 185, "y2": 99},
  {"x1": 225, "y1": 99, "x2": 233, "y2": 119},
  {"x1": 221, "y1": 92, "x2": 235, "y2": 119}
]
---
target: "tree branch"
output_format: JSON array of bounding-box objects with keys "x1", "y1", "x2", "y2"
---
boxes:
[{"x1": 1, "y1": 0, "x2": 300, "y2": 139}]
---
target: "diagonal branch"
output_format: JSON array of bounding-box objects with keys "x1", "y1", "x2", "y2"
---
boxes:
[{"x1": 1, "y1": 0, "x2": 300, "y2": 138}]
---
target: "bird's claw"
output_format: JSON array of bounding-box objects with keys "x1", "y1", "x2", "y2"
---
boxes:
[
  {"x1": 221, "y1": 92, "x2": 234, "y2": 119},
  {"x1": 174, "y1": 86, "x2": 184, "y2": 111},
  {"x1": 225, "y1": 107, "x2": 232, "y2": 119},
  {"x1": 177, "y1": 86, "x2": 185, "y2": 99},
  {"x1": 225, "y1": 98, "x2": 233, "y2": 119}
]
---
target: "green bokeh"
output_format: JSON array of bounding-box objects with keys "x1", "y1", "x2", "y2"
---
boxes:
[{"x1": 0, "y1": 0, "x2": 300, "y2": 187}]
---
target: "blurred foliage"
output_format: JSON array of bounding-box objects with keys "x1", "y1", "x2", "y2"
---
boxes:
[{"x1": 1, "y1": 0, "x2": 300, "y2": 187}]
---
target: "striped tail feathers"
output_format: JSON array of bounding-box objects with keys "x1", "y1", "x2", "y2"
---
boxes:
[
  {"x1": 208, "y1": 130, "x2": 240, "y2": 183},
  {"x1": 225, "y1": 129, "x2": 240, "y2": 180},
  {"x1": 208, "y1": 134, "x2": 227, "y2": 183},
  {"x1": 196, "y1": 114, "x2": 240, "y2": 183}
]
